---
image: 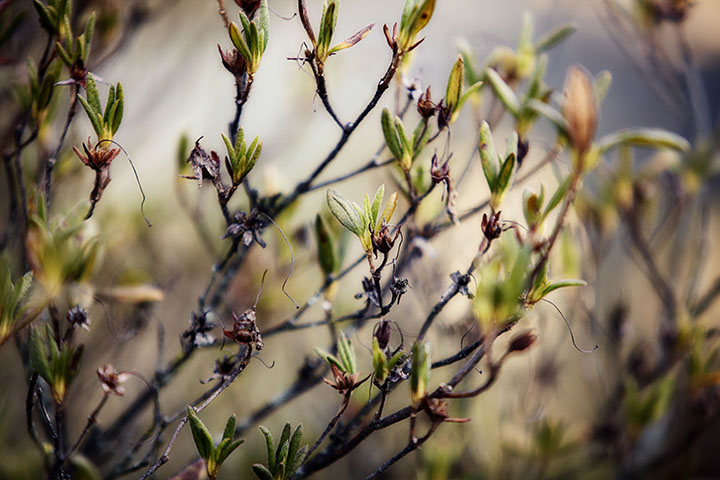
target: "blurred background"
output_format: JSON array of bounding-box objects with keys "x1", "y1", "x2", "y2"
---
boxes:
[{"x1": 1, "y1": 0, "x2": 719, "y2": 478}]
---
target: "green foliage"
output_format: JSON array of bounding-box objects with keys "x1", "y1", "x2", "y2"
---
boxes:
[
  {"x1": 473, "y1": 237, "x2": 531, "y2": 328},
  {"x1": 0, "y1": 260, "x2": 33, "y2": 345},
  {"x1": 372, "y1": 338, "x2": 405, "y2": 384},
  {"x1": 478, "y1": 121, "x2": 517, "y2": 211},
  {"x1": 186, "y1": 408, "x2": 245, "y2": 480},
  {"x1": 229, "y1": 0, "x2": 269, "y2": 74},
  {"x1": 253, "y1": 423, "x2": 306, "y2": 480},
  {"x1": 221, "y1": 128, "x2": 261, "y2": 186},
  {"x1": 28, "y1": 325, "x2": 83, "y2": 403},
  {"x1": 397, "y1": 0, "x2": 436, "y2": 52},
  {"x1": 315, "y1": 331, "x2": 357, "y2": 375},
  {"x1": 77, "y1": 74, "x2": 124, "y2": 141},
  {"x1": 326, "y1": 185, "x2": 397, "y2": 253},
  {"x1": 410, "y1": 341, "x2": 431, "y2": 405}
]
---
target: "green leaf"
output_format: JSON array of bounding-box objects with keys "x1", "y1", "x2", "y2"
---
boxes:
[
  {"x1": 478, "y1": 121, "x2": 498, "y2": 191},
  {"x1": 410, "y1": 341, "x2": 430, "y2": 405},
  {"x1": 85, "y1": 74, "x2": 101, "y2": 115},
  {"x1": 287, "y1": 445, "x2": 307, "y2": 479},
  {"x1": 229, "y1": 22, "x2": 251, "y2": 62},
  {"x1": 541, "y1": 279, "x2": 587, "y2": 297},
  {"x1": 496, "y1": 150, "x2": 515, "y2": 195},
  {"x1": 223, "y1": 414, "x2": 236, "y2": 441},
  {"x1": 317, "y1": 0, "x2": 338, "y2": 61},
  {"x1": 526, "y1": 99, "x2": 569, "y2": 135},
  {"x1": 381, "y1": 108, "x2": 403, "y2": 161},
  {"x1": 455, "y1": 80, "x2": 483, "y2": 118},
  {"x1": 597, "y1": 128, "x2": 690, "y2": 154},
  {"x1": 252, "y1": 463, "x2": 274, "y2": 480},
  {"x1": 372, "y1": 338, "x2": 387, "y2": 382},
  {"x1": 275, "y1": 439, "x2": 289, "y2": 476},
  {"x1": 33, "y1": 1, "x2": 55, "y2": 32},
  {"x1": 103, "y1": 85, "x2": 116, "y2": 124},
  {"x1": 55, "y1": 41, "x2": 72, "y2": 66},
  {"x1": 215, "y1": 437, "x2": 244, "y2": 469},
  {"x1": 370, "y1": 184, "x2": 384, "y2": 228},
  {"x1": 285, "y1": 424, "x2": 303, "y2": 479},
  {"x1": 221, "y1": 132, "x2": 237, "y2": 166},
  {"x1": 445, "y1": 55, "x2": 464, "y2": 113},
  {"x1": 593, "y1": 70, "x2": 612, "y2": 105},
  {"x1": 379, "y1": 192, "x2": 397, "y2": 230},
  {"x1": 543, "y1": 177, "x2": 570, "y2": 219},
  {"x1": 78, "y1": 95, "x2": 103, "y2": 137},
  {"x1": 534, "y1": 23, "x2": 577, "y2": 53},
  {"x1": 394, "y1": 116, "x2": 412, "y2": 159},
  {"x1": 259, "y1": 426, "x2": 276, "y2": 474},
  {"x1": 28, "y1": 326, "x2": 51, "y2": 383},
  {"x1": 187, "y1": 407, "x2": 213, "y2": 461},
  {"x1": 83, "y1": 11, "x2": 96, "y2": 61},
  {"x1": 112, "y1": 83, "x2": 124, "y2": 134},
  {"x1": 485, "y1": 68, "x2": 520, "y2": 117},
  {"x1": 314, "y1": 347, "x2": 344, "y2": 372},
  {"x1": 257, "y1": 0, "x2": 270, "y2": 53},
  {"x1": 337, "y1": 331, "x2": 356, "y2": 374},
  {"x1": 315, "y1": 214, "x2": 339, "y2": 275},
  {"x1": 327, "y1": 189, "x2": 364, "y2": 237},
  {"x1": 275, "y1": 423, "x2": 291, "y2": 467}
]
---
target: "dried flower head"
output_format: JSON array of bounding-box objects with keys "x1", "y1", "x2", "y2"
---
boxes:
[
  {"x1": 223, "y1": 309, "x2": 264, "y2": 350},
  {"x1": 201, "y1": 354, "x2": 238, "y2": 384},
  {"x1": 417, "y1": 87, "x2": 436, "y2": 119},
  {"x1": 97, "y1": 364, "x2": 131, "y2": 396},
  {"x1": 482, "y1": 211, "x2": 503, "y2": 241},
  {"x1": 323, "y1": 363, "x2": 361, "y2": 395},
  {"x1": 422, "y1": 397, "x2": 470, "y2": 424},
  {"x1": 67, "y1": 305, "x2": 90, "y2": 331}
]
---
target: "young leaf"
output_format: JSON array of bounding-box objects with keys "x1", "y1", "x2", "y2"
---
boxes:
[
  {"x1": 445, "y1": 55, "x2": 464, "y2": 113},
  {"x1": 259, "y1": 426, "x2": 276, "y2": 474},
  {"x1": 327, "y1": 189, "x2": 364, "y2": 236},
  {"x1": 85, "y1": 74, "x2": 101, "y2": 115},
  {"x1": 329, "y1": 23, "x2": 374, "y2": 54},
  {"x1": 534, "y1": 23, "x2": 577, "y2": 53},
  {"x1": 540, "y1": 279, "x2": 587, "y2": 297},
  {"x1": 286, "y1": 424, "x2": 303, "y2": 478},
  {"x1": 215, "y1": 438, "x2": 244, "y2": 470},
  {"x1": 478, "y1": 121, "x2": 499, "y2": 191},
  {"x1": 187, "y1": 407, "x2": 214, "y2": 461},
  {"x1": 485, "y1": 68, "x2": 520, "y2": 116},
  {"x1": 370, "y1": 184, "x2": 385, "y2": 227},
  {"x1": 381, "y1": 107, "x2": 403, "y2": 161},
  {"x1": 252, "y1": 463, "x2": 274, "y2": 480},
  {"x1": 223, "y1": 414, "x2": 237, "y2": 441},
  {"x1": 597, "y1": 128, "x2": 689, "y2": 154}
]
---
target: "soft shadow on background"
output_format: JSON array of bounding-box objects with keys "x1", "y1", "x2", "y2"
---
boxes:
[{"x1": 1, "y1": 0, "x2": 719, "y2": 479}]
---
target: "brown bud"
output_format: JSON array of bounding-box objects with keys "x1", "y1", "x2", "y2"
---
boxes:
[
  {"x1": 235, "y1": 0, "x2": 261, "y2": 17},
  {"x1": 562, "y1": 66, "x2": 597, "y2": 155},
  {"x1": 374, "y1": 319, "x2": 391, "y2": 350},
  {"x1": 481, "y1": 211, "x2": 502, "y2": 241},
  {"x1": 507, "y1": 330, "x2": 537, "y2": 354},
  {"x1": 218, "y1": 45, "x2": 247, "y2": 77}
]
